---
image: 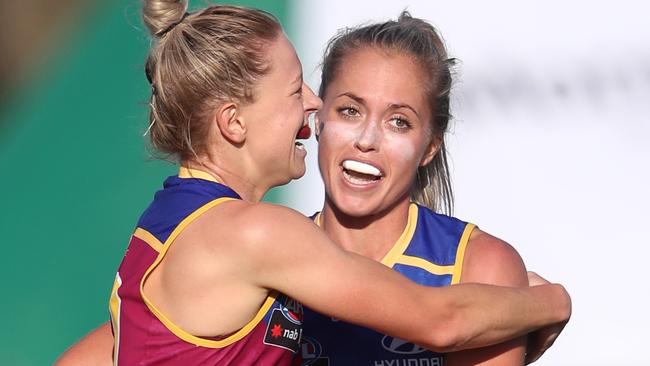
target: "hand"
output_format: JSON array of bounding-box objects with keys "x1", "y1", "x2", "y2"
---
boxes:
[{"x1": 524, "y1": 271, "x2": 571, "y2": 364}]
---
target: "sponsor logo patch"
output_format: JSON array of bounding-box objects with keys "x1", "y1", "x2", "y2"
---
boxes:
[
  {"x1": 373, "y1": 358, "x2": 444, "y2": 366},
  {"x1": 378, "y1": 336, "x2": 444, "y2": 365},
  {"x1": 264, "y1": 305, "x2": 303, "y2": 353},
  {"x1": 381, "y1": 336, "x2": 427, "y2": 355}
]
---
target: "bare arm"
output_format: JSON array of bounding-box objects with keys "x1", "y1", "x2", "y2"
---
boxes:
[
  {"x1": 53, "y1": 322, "x2": 113, "y2": 366},
  {"x1": 239, "y1": 204, "x2": 571, "y2": 353},
  {"x1": 524, "y1": 271, "x2": 570, "y2": 364},
  {"x1": 56, "y1": 204, "x2": 570, "y2": 363},
  {"x1": 446, "y1": 229, "x2": 527, "y2": 365}
]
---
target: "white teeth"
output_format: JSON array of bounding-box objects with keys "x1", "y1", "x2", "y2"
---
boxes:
[
  {"x1": 342, "y1": 160, "x2": 381, "y2": 176},
  {"x1": 343, "y1": 171, "x2": 374, "y2": 185}
]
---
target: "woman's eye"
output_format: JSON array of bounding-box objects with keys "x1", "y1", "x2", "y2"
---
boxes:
[
  {"x1": 338, "y1": 106, "x2": 360, "y2": 118},
  {"x1": 344, "y1": 108, "x2": 358, "y2": 116},
  {"x1": 389, "y1": 117, "x2": 410, "y2": 129}
]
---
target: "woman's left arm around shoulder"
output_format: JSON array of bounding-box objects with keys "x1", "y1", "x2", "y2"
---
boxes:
[{"x1": 445, "y1": 228, "x2": 528, "y2": 366}]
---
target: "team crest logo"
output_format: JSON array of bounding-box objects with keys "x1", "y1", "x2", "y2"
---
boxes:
[
  {"x1": 282, "y1": 296, "x2": 304, "y2": 324},
  {"x1": 281, "y1": 306, "x2": 302, "y2": 325}
]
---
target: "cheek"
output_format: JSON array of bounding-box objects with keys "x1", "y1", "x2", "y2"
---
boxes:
[
  {"x1": 317, "y1": 120, "x2": 356, "y2": 177},
  {"x1": 384, "y1": 134, "x2": 419, "y2": 169},
  {"x1": 321, "y1": 119, "x2": 358, "y2": 140},
  {"x1": 318, "y1": 120, "x2": 357, "y2": 153},
  {"x1": 271, "y1": 97, "x2": 302, "y2": 128}
]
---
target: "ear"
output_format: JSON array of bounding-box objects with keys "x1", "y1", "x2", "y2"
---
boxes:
[
  {"x1": 214, "y1": 102, "x2": 246, "y2": 144},
  {"x1": 420, "y1": 136, "x2": 442, "y2": 167}
]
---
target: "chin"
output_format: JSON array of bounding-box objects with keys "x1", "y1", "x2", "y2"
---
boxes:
[
  {"x1": 290, "y1": 172, "x2": 306, "y2": 181},
  {"x1": 269, "y1": 162, "x2": 306, "y2": 187},
  {"x1": 290, "y1": 164, "x2": 306, "y2": 180},
  {"x1": 332, "y1": 195, "x2": 378, "y2": 218}
]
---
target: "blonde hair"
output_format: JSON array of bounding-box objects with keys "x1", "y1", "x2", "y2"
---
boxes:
[
  {"x1": 320, "y1": 11, "x2": 455, "y2": 214},
  {"x1": 142, "y1": 0, "x2": 281, "y2": 161}
]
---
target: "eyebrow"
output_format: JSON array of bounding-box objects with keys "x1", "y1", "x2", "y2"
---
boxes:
[
  {"x1": 336, "y1": 92, "x2": 365, "y2": 104},
  {"x1": 388, "y1": 102, "x2": 420, "y2": 118},
  {"x1": 337, "y1": 92, "x2": 420, "y2": 118}
]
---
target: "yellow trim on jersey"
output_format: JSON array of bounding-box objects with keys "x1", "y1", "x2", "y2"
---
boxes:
[
  {"x1": 395, "y1": 255, "x2": 455, "y2": 275},
  {"x1": 109, "y1": 273, "x2": 122, "y2": 366},
  {"x1": 451, "y1": 223, "x2": 476, "y2": 285},
  {"x1": 133, "y1": 227, "x2": 163, "y2": 253},
  {"x1": 381, "y1": 203, "x2": 419, "y2": 268},
  {"x1": 179, "y1": 166, "x2": 221, "y2": 183},
  {"x1": 314, "y1": 212, "x2": 322, "y2": 226},
  {"x1": 139, "y1": 196, "x2": 277, "y2": 348}
]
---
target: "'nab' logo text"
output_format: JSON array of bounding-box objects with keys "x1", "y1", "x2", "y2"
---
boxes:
[{"x1": 264, "y1": 307, "x2": 302, "y2": 352}]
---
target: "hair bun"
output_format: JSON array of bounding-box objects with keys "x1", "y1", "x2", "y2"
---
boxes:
[{"x1": 142, "y1": 0, "x2": 188, "y2": 37}]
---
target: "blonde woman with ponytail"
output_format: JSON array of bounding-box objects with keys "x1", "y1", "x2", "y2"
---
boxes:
[{"x1": 55, "y1": 2, "x2": 570, "y2": 365}]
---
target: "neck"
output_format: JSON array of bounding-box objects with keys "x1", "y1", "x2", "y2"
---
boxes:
[
  {"x1": 319, "y1": 197, "x2": 412, "y2": 261},
  {"x1": 183, "y1": 159, "x2": 268, "y2": 203}
]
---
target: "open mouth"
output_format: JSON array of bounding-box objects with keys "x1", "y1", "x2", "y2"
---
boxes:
[
  {"x1": 342, "y1": 160, "x2": 383, "y2": 185},
  {"x1": 295, "y1": 125, "x2": 311, "y2": 150}
]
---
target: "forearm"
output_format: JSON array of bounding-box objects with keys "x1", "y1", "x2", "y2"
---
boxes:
[{"x1": 434, "y1": 283, "x2": 570, "y2": 352}]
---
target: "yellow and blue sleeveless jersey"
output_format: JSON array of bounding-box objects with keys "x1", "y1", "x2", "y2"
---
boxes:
[
  {"x1": 109, "y1": 167, "x2": 303, "y2": 365},
  {"x1": 299, "y1": 203, "x2": 475, "y2": 366}
]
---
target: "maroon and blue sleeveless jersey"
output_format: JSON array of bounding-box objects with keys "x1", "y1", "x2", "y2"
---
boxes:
[
  {"x1": 109, "y1": 167, "x2": 303, "y2": 365},
  {"x1": 299, "y1": 203, "x2": 475, "y2": 366}
]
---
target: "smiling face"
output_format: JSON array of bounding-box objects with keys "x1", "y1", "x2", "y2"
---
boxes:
[
  {"x1": 241, "y1": 33, "x2": 321, "y2": 188},
  {"x1": 318, "y1": 47, "x2": 438, "y2": 217}
]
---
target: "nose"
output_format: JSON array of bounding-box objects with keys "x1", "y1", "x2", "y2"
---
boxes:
[
  {"x1": 302, "y1": 83, "x2": 322, "y2": 114},
  {"x1": 355, "y1": 118, "x2": 380, "y2": 152}
]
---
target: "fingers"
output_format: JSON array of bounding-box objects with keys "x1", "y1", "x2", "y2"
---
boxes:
[
  {"x1": 524, "y1": 321, "x2": 565, "y2": 364},
  {"x1": 525, "y1": 271, "x2": 571, "y2": 364},
  {"x1": 525, "y1": 333, "x2": 557, "y2": 364},
  {"x1": 527, "y1": 271, "x2": 550, "y2": 287}
]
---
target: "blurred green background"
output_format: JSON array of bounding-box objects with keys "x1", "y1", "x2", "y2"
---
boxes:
[{"x1": 0, "y1": 1, "x2": 288, "y2": 364}]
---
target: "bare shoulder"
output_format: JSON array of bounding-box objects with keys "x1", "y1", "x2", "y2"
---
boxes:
[
  {"x1": 203, "y1": 200, "x2": 313, "y2": 238},
  {"x1": 190, "y1": 200, "x2": 339, "y2": 293},
  {"x1": 191, "y1": 200, "x2": 321, "y2": 257},
  {"x1": 233, "y1": 201, "x2": 313, "y2": 232},
  {"x1": 466, "y1": 228, "x2": 524, "y2": 268},
  {"x1": 161, "y1": 199, "x2": 323, "y2": 282},
  {"x1": 144, "y1": 201, "x2": 322, "y2": 336},
  {"x1": 461, "y1": 228, "x2": 527, "y2": 286}
]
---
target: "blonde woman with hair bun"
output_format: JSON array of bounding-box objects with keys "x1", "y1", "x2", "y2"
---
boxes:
[{"x1": 55, "y1": 1, "x2": 570, "y2": 365}]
